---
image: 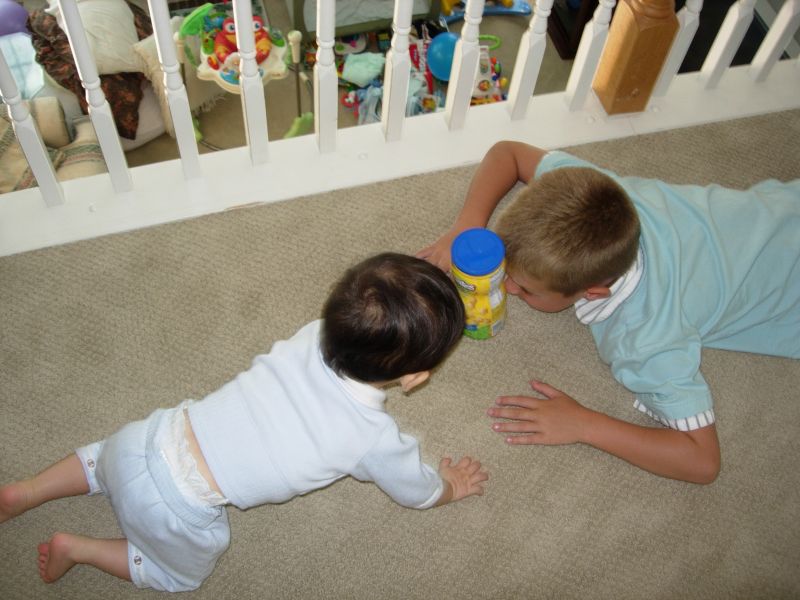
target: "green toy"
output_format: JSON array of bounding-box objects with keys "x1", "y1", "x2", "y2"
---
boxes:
[
  {"x1": 178, "y1": 3, "x2": 215, "y2": 69},
  {"x1": 283, "y1": 30, "x2": 314, "y2": 138}
]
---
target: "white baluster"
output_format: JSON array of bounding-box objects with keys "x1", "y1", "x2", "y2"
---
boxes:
[
  {"x1": 445, "y1": 0, "x2": 486, "y2": 130},
  {"x1": 381, "y1": 0, "x2": 414, "y2": 142},
  {"x1": 0, "y1": 50, "x2": 64, "y2": 206},
  {"x1": 699, "y1": 0, "x2": 756, "y2": 89},
  {"x1": 750, "y1": 0, "x2": 800, "y2": 82},
  {"x1": 314, "y1": 0, "x2": 337, "y2": 152},
  {"x1": 564, "y1": 0, "x2": 616, "y2": 111},
  {"x1": 653, "y1": 0, "x2": 703, "y2": 97},
  {"x1": 56, "y1": 0, "x2": 132, "y2": 192},
  {"x1": 146, "y1": 0, "x2": 201, "y2": 178},
  {"x1": 507, "y1": 0, "x2": 553, "y2": 121},
  {"x1": 233, "y1": 0, "x2": 270, "y2": 164}
]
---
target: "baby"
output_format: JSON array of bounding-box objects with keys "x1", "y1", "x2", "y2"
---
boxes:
[{"x1": 0, "y1": 252, "x2": 488, "y2": 592}]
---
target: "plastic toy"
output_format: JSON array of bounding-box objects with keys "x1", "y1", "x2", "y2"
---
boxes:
[
  {"x1": 441, "y1": 0, "x2": 532, "y2": 25},
  {"x1": 409, "y1": 24, "x2": 434, "y2": 94},
  {"x1": 471, "y1": 45, "x2": 508, "y2": 105},
  {"x1": 177, "y1": 2, "x2": 288, "y2": 94},
  {"x1": 405, "y1": 27, "x2": 444, "y2": 116},
  {"x1": 334, "y1": 33, "x2": 367, "y2": 55},
  {"x1": 426, "y1": 32, "x2": 458, "y2": 81},
  {"x1": 357, "y1": 83, "x2": 382, "y2": 125},
  {"x1": 426, "y1": 32, "x2": 502, "y2": 83},
  {"x1": 479, "y1": 34, "x2": 502, "y2": 51},
  {"x1": 375, "y1": 30, "x2": 392, "y2": 53},
  {"x1": 341, "y1": 80, "x2": 383, "y2": 125},
  {"x1": 407, "y1": 84, "x2": 444, "y2": 116},
  {"x1": 284, "y1": 30, "x2": 313, "y2": 138},
  {"x1": 0, "y1": 0, "x2": 29, "y2": 37}
]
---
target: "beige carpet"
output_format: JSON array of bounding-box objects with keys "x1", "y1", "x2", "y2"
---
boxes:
[{"x1": 1, "y1": 110, "x2": 799, "y2": 599}]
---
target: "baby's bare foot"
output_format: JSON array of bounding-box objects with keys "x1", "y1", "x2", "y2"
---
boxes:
[
  {"x1": 38, "y1": 533, "x2": 78, "y2": 583},
  {"x1": 0, "y1": 481, "x2": 33, "y2": 523}
]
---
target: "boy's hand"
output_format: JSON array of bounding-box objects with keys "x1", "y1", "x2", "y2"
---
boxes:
[
  {"x1": 435, "y1": 456, "x2": 488, "y2": 506},
  {"x1": 487, "y1": 380, "x2": 593, "y2": 445},
  {"x1": 416, "y1": 227, "x2": 462, "y2": 272}
]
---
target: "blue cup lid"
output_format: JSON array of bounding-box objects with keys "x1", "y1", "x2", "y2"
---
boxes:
[{"x1": 451, "y1": 228, "x2": 505, "y2": 276}]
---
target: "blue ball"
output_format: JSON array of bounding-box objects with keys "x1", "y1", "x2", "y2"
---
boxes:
[{"x1": 426, "y1": 32, "x2": 458, "y2": 82}]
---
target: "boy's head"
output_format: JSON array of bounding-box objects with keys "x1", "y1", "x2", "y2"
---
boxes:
[
  {"x1": 322, "y1": 252, "x2": 465, "y2": 384},
  {"x1": 495, "y1": 167, "x2": 640, "y2": 309}
]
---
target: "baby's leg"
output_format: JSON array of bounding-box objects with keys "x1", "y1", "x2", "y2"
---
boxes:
[
  {"x1": 0, "y1": 454, "x2": 89, "y2": 523},
  {"x1": 38, "y1": 533, "x2": 130, "y2": 584}
]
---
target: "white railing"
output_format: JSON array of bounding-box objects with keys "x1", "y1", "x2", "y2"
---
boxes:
[{"x1": 1, "y1": 0, "x2": 799, "y2": 257}]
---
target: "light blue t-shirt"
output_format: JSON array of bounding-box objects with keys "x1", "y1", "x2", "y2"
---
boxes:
[{"x1": 536, "y1": 151, "x2": 800, "y2": 428}]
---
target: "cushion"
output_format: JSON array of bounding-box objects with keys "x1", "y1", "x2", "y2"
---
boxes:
[
  {"x1": 52, "y1": 117, "x2": 107, "y2": 181},
  {"x1": 119, "y1": 82, "x2": 166, "y2": 150},
  {"x1": 0, "y1": 107, "x2": 57, "y2": 193},
  {"x1": 27, "y1": 96, "x2": 71, "y2": 148},
  {"x1": 45, "y1": 0, "x2": 141, "y2": 75},
  {"x1": 0, "y1": 103, "x2": 106, "y2": 194},
  {"x1": 132, "y1": 17, "x2": 181, "y2": 137}
]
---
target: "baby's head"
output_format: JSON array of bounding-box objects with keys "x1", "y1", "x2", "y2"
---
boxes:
[
  {"x1": 321, "y1": 252, "x2": 465, "y2": 384},
  {"x1": 495, "y1": 167, "x2": 640, "y2": 312}
]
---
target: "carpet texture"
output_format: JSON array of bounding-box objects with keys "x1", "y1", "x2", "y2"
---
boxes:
[{"x1": 1, "y1": 110, "x2": 799, "y2": 599}]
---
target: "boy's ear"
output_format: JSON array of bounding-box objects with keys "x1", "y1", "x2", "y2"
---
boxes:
[
  {"x1": 400, "y1": 371, "x2": 430, "y2": 393},
  {"x1": 583, "y1": 285, "x2": 612, "y2": 301}
]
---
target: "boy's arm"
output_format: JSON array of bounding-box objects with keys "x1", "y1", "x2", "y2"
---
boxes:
[
  {"x1": 579, "y1": 408, "x2": 720, "y2": 484},
  {"x1": 417, "y1": 142, "x2": 548, "y2": 271},
  {"x1": 489, "y1": 381, "x2": 721, "y2": 484}
]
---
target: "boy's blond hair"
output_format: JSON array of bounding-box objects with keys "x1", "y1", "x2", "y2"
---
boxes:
[{"x1": 495, "y1": 167, "x2": 640, "y2": 296}]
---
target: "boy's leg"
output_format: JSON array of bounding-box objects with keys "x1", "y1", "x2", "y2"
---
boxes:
[
  {"x1": 38, "y1": 532, "x2": 131, "y2": 583},
  {"x1": 0, "y1": 454, "x2": 89, "y2": 523}
]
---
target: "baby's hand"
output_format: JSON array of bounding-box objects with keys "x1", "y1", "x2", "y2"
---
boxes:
[{"x1": 435, "y1": 456, "x2": 488, "y2": 506}]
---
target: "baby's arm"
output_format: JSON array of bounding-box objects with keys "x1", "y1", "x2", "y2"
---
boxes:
[
  {"x1": 417, "y1": 142, "x2": 548, "y2": 272},
  {"x1": 434, "y1": 457, "x2": 489, "y2": 507},
  {"x1": 489, "y1": 380, "x2": 721, "y2": 484},
  {"x1": 353, "y1": 425, "x2": 489, "y2": 509}
]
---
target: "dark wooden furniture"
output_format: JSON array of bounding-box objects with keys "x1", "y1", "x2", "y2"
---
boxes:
[{"x1": 547, "y1": 0, "x2": 598, "y2": 60}]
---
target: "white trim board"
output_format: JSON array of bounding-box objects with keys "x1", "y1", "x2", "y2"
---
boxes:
[
  {"x1": 756, "y1": 0, "x2": 800, "y2": 57},
  {"x1": 1, "y1": 61, "x2": 799, "y2": 257}
]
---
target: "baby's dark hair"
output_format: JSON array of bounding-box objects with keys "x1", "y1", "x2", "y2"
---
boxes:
[{"x1": 321, "y1": 252, "x2": 465, "y2": 382}]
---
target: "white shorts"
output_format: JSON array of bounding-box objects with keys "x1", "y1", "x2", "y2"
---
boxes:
[{"x1": 76, "y1": 406, "x2": 230, "y2": 592}]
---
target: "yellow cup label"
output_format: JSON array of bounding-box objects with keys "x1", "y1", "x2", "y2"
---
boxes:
[{"x1": 451, "y1": 262, "x2": 506, "y2": 339}]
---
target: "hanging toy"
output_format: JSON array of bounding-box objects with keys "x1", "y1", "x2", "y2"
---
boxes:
[
  {"x1": 207, "y1": 17, "x2": 238, "y2": 70},
  {"x1": 178, "y1": 3, "x2": 288, "y2": 95}
]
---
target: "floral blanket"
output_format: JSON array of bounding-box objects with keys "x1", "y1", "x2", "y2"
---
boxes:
[{"x1": 27, "y1": 3, "x2": 153, "y2": 140}]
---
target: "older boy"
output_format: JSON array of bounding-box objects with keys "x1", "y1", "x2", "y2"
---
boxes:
[
  {"x1": 419, "y1": 141, "x2": 799, "y2": 484},
  {"x1": 0, "y1": 253, "x2": 488, "y2": 592}
]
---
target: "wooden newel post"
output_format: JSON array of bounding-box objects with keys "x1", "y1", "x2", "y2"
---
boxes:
[{"x1": 592, "y1": 0, "x2": 678, "y2": 115}]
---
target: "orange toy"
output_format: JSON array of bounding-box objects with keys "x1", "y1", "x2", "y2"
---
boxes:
[
  {"x1": 253, "y1": 16, "x2": 272, "y2": 63},
  {"x1": 207, "y1": 16, "x2": 272, "y2": 70}
]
